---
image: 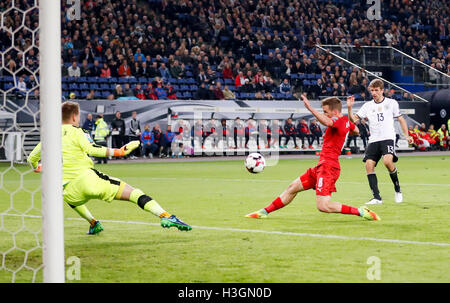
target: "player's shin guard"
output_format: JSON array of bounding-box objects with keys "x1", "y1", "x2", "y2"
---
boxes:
[
  {"x1": 367, "y1": 173, "x2": 382, "y2": 200},
  {"x1": 129, "y1": 188, "x2": 170, "y2": 218},
  {"x1": 389, "y1": 167, "x2": 401, "y2": 192}
]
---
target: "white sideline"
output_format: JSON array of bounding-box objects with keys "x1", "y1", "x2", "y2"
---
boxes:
[{"x1": 3, "y1": 213, "x2": 449, "y2": 247}]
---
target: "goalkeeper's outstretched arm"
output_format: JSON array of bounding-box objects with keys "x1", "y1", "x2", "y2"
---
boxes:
[
  {"x1": 78, "y1": 130, "x2": 140, "y2": 157},
  {"x1": 27, "y1": 142, "x2": 42, "y2": 172}
]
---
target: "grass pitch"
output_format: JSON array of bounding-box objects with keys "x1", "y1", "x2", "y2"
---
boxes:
[{"x1": 1, "y1": 155, "x2": 449, "y2": 282}]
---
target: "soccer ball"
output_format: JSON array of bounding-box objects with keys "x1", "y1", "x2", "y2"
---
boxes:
[{"x1": 245, "y1": 153, "x2": 266, "y2": 174}]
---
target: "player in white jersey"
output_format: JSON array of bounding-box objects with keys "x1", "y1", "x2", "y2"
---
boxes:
[{"x1": 347, "y1": 79, "x2": 413, "y2": 205}]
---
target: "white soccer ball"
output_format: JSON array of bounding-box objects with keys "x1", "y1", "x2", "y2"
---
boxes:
[{"x1": 245, "y1": 153, "x2": 266, "y2": 174}]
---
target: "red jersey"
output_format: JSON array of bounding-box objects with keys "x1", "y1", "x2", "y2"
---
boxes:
[{"x1": 318, "y1": 115, "x2": 355, "y2": 168}]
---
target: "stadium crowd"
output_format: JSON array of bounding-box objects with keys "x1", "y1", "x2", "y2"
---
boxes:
[{"x1": 0, "y1": 0, "x2": 449, "y2": 101}]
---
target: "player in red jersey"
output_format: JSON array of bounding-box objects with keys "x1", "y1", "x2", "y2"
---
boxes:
[{"x1": 245, "y1": 94, "x2": 380, "y2": 221}]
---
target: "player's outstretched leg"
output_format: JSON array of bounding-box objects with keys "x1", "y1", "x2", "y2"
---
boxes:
[
  {"x1": 69, "y1": 204, "x2": 104, "y2": 235},
  {"x1": 245, "y1": 177, "x2": 303, "y2": 218},
  {"x1": 316, "y1": 196, "x2": 381, "y2": 221},
  {"x1": 117, "y1": 183, "x2": 192, "y2": 231}
]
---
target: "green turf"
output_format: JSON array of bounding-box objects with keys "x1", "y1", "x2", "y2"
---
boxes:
[{"x1": 1, "y1": 155, "x2": 449, "y2": 282}]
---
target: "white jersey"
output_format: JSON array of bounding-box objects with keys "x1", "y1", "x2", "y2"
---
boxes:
[{"x1": 356, "y1": 97, "x2": 401, "y2": 143}]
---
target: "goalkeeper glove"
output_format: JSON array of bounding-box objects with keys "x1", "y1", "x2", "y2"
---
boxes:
[
  {"x1": 113, "y1": 140, "x2": 141, "y2": 157},
  {"x1": 29, "y1": 162, "x2": 42, "y2": 173}
]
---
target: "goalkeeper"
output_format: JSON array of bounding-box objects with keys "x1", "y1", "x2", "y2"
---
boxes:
[{"x1": 28, "y1": 101, "x2": 191, "y2": 234}]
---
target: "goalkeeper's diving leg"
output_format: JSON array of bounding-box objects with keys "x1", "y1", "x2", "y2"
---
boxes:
[{"x1": 115, "y1": 182, "x2": 192, "y2": 231}]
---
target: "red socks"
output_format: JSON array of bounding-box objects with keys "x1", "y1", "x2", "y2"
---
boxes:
[
  {"x1": 264, "y1": 197, "x2": 285, "y2": 213},
  {"x1": 341, "y1": 204, "x2": 360, "y2": 216}
]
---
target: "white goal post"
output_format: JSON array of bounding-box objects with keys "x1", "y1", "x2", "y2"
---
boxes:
[{"x1": 39, "y1": 0, "x2": 65, "y2": 283}]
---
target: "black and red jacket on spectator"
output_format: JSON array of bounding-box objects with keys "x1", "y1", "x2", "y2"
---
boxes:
[
  {"x1": 284, "y1": 121, "x2": 297, "y2": 136},
  {"x1": 146, "y1": 84, "x2": 157, "y2": 100},
  {"x1": 152, "y1": 128, "x2": 162, "y2": 146},
  {"x1": 193, "y1": 122, "x2": 204, "y2": 137},
  {"x1": 166, "y1": 84, "x2": 177, "y2": 100},
  {"x1": 233, "y1": 120, "x2": 245, "y2": 136},
  {"x1": 296, "y1": 120, "x2": 311, "y2": 135},
  {"x1": 310, "y1": 123, "x2": 322, "y2": 136}
]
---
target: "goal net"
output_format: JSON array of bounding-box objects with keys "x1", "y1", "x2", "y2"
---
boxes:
[{"x1": 0, "y1": 0, "x2": 64, "y2": 282}]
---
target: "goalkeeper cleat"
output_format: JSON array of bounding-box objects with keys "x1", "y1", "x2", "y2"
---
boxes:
[
  {"x1": 161, "y1": 215, "x2": 192, "y2": 231},
  {"x1": 88, "y1": 220, "x2": 104, "y2": 235},
  {"x1": 245, "y1": 209, "x2": 268, "y2": 219},
  {"x1": 358, "y1": 207, "x2": 381, "y2": 221}
]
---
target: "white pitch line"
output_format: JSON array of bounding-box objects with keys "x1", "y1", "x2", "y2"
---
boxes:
[
  {"x1": 3, "y1": 214, "x2": 449, "y2": 247},
  {"x1": 121, "y1": 176, "x2": 450, "y2": 187},
  {"x1": 64, "y1": 217, "x2": 448, "y2": 247}
]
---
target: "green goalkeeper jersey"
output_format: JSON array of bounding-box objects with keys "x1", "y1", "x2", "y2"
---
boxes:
[{"x1": 27, "y1": 124, "x2": 109, "y2": 185}]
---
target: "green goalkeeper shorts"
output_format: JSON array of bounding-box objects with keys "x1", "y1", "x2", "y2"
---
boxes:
[{"x1": 63, "y1": 168, "x2": 122, "y2": 207}]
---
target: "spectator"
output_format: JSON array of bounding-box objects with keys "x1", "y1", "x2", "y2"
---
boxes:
[
  {"x1": 152, "y1": 124, "x2": 163, "y2": 156},
  {"x1": 197, "y1": 70, "x2": 209, "y2": 84},
  {"x1": 296, "y1": 118, "x2": 313, "y2": 149},
  {"x1": 279, "y1": 78, "x2": 292, "y2": 96},
  {"x1": 148, "y1": 62, "x2": 161, "y2": 78},
  {"x1": 86, "y1": 89, "x2": 95, "y2": 100},
  {"x1": 161, "y1": 125, "x2": 176, "y2": 157},
  {"x1": 134, "y1": 83, "x2": 146, "y2": 99},
  {"x1": 100, "y1": 63, "x2": 111, "y2": 78},
  {"x1": 123, "y1": 83, "x2": 134, "y2": 97},
  {"x1": 134, "y1": 48, "x2": 146, "y2": 62},
  {"x1": 222, "y1": 63, "x2": 233, "y2": 79},
  {"x1": 358, "y1": 119, "x2": 370, "y2": 149},
  {"x1": 244, "y1": 119, "x2": 259, "y2": 149},
  {"x1": 145, "y1": 83, "x2": 158, "y2": 100},
  {"x1": 17, "y1": 75, "x2": 27, "y2": 93},
  {"x1": 159, "y1": 63, "x2": 171, "y2": 81},
  {"x1": 91, "y1": 60, "x2": 102, "y2": 77},
  {"x1": 80, "y1": 60, "x2": 91, "y2": 77},
  {"x1": 141, "y1": 124, "x2": 158, "y2": 158},
  {"x1": 79, "y1": 47, "x2": 95, "y2": 64},
  {"x1": 118, "y1": 59, "x2": 131, "y2": 78},
  {"x1": 220, "y1": 118, "x2": 231, "y2": 149},
  {"x1": 283, "y1": 118, "x2": 299, "y2": 149},
  {"x1": 170, "y1": 60, "x2": 183, "y2": 79},
  {"x1": 437, "y1": 124, "x2": 449, "y2": 150},
  {"x1": 235, "y1": 71, "x2": 246, "y2": 89},
  {"x1": 309, "y1": 119, "x2": 323, "y2": 147},
  {"x1": 223, "y1": 85, "x2": 235, "y2": 100},
  {"x1": 154, "y1": 82, "x2": 168, "y2": 99},
  {"x1": 214, "y1": 82, "x2": 225, "y2": 100},
  {"x1": 233, "y1": 117, "x2": 245, "y2": 149},
  {"x1": 258, "y1": 119, "x2": 271, "y2": 148},
  {"x1": 82, "y1": 113, "x2": 94, "y2": 133},
  {"x1": 67, "y1": 61, "x2": 80, "y2": 77},
  {"x1": 93, "y1": 114, "x2": 109, "y2": 164},
  {"x1": 128, "y1": 111, "x2": 141, "y2": 158},
  {"x1": 195, "y1": 82, "x2": 210, "y2": 99},
  {"x1": 110, "y1": 111, "x2": 125, "y2": 149},
  {"x1": 166, "y1": 83, "x2": 178, "y2": 100},
  {"x1": 113, "y1": 84, "x2": 124, "y2": 99}
]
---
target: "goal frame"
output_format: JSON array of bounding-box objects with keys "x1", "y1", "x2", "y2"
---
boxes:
[{"x1": 39, "y1": 0, "x2": 65, "y2": 283}]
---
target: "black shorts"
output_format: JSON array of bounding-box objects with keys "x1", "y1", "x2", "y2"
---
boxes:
[{"x1": 363, "y1": 139, "x2": 398, "y2": 165}]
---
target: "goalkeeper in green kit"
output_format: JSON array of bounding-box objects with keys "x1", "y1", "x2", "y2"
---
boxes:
[{"x1": 28, "y1": 101, "x2": 191, "y2": 234}]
